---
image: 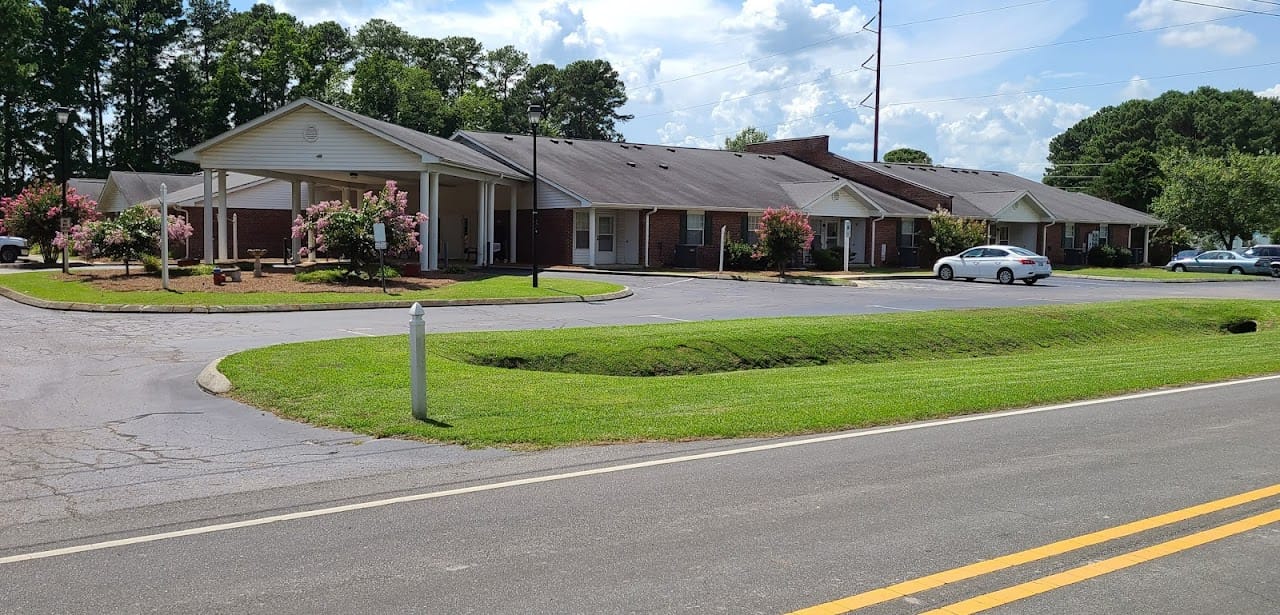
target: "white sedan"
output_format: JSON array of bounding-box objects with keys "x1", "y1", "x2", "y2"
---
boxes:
[{"x1": 933, "y1": 245, "x2": 1053, "y2": 285}]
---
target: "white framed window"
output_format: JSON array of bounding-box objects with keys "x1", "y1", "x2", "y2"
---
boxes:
[
  {"x1": 684, "y1": 211, "x2": 705, "y2": 245},
  {"x1": 1098, "y1": 224, "x2": 1110, "y2": 246},
  {"x1": 1064, "y1": 223, "x2": 1076, "y2": 247},
  {"x1": 746, "y1": 213, "x2": 761, "y2": 244},
  {"x1": 901, "y1": 218, "x2": 917, "y2": 248},
  {"x1": 995, "y1": 225, "x2": 1010, "y2": 245},
  {"x1": 574, "y1": 210, "x2": 589, "y2": 250}
]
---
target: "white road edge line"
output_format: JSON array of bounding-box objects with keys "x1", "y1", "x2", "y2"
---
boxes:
[
  {"x1": 4, "y1": 374, "x2": 1278, "y2": 566},
  {"x1": 643, "y1": 314, "x2": 692, "y2": 322},
  {"x1": 869, "y1": 305, "x2": 926, "y2": 312}
]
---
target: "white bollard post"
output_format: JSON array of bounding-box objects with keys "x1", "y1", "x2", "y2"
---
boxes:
[
  {"x1": 718, "y1": 225, "x2": 727, "y2": 273},
  {"x1": 409, "y1": 302, "x2": 428, "y2": 420},
  {"x1": 232, "y1": 213, "x2": 239, "y2": 261}
]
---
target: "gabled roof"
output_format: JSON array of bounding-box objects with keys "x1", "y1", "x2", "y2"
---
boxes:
[
  {"x1": 456, "y1": 131, "x2": 929, "y2": 214},
  {"x1": 137, "y1": 172, "x2": 269, "y2": 207},
  {"x1": 66, "y1": 178, "x2": 106, "y2": 203},
  {"x1": 101, "y1": 171, "x2": 204, "y2": 211},
  {"x1": 174, "y1": 98, "x2": 524, "y2": 179},
  {"x1": 857, "y1": 161, "x2": 1162, "y2": 225}
]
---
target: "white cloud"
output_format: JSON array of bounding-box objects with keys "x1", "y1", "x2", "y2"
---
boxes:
[
  {"x1": 1126, "y1": 0, "x2": 1258, "y2": 54},
  {"x1": 1121, "y1": 75, "x2": 1155, "y2": 101},
  {"x1": 933, "y1": 93, "x2": 1094, "y2": 178},
  {"x1": 1258, "y1": 84, "x2": 1280, "y2": 99}
]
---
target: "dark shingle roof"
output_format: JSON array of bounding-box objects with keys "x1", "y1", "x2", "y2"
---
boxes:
[
  {"x1": 66, "y1": 178, "x2": 106, "y2": 203},
  {"x1": 107, "y1": 171, "x2": 203, "y2": 207},
  {"x1": 859, "y1": 162, "x2": 1162, "y2": 225},
  {"x1": 458, "y1": 131, "x2": 929, "y2": 214}
]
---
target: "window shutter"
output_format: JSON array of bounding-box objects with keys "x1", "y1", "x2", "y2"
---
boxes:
[
  {"x1": 679, "y1": 212, "x2": 688, "y2": 245},
  {"x1": 703, "y1": 212, "x2": 711, "y2": 246},
  {"x1": 740, "y1": 214, "x2": 749, "y2": 241}
]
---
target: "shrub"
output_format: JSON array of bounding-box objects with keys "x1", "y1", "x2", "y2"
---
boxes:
[
  {"x1": 927, "y1": 208, "x2": 988, "y2": 256},
  {"x1": 59, "y1": 205, "x2": 194, "y2": 275},
  {"x1": 1087, "y1": 244, "x2": 1130, "y2": 267},
  {"x1": 292, "y1": 180, "x2": 427, "y2": 276},
  {"x1": 141, "y1": 254, "x2": 162, "y2": 273},
  {"x1": 1113, "y1": 247, "x2": 1133, "y2": 267},
  {"x1": 174, "y1": 264, "x2": 215, "y2": 277},
  {"x1": 810, "y1": 247, "x2": 842, "y2": 271},
  {"x1": 295, "y1": 269, "x2": 347, "y2": 284},
  {"x1": 0, "y1": 183, "x2": 100, "y2": 264},
  {"x1": 725, "y1": 240, "x2": 765, "y2": 270},
  {"x1": 756, "y1": 207, "x2": 814, "y2": 273}
]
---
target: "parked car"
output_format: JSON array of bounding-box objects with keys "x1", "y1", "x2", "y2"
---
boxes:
[
  {"x1": 0, "y1": 235, "x2": 29, "y2": 263},
  {"x1": 1164, "y1": 250, "x2": 1270, "y2": 275},
  {"x1": 1240, "y1": 245, "x2": 1280, "y2": 273},
  {"x1": 933, "y1": 245, "x2": 1053, "y2": 285},
  {"x1": 1171, "y1": 249, "x2": 1202, "y2": 261}
]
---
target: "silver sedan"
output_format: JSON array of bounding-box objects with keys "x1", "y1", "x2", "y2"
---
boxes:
[{"x1": 1164, "y1": 250, "x2": 1270, "y2": 275}]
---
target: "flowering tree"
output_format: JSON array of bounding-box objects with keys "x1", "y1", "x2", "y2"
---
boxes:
[
  {"x1": 755, "y1": 207, "x2": 814, "y2": 273},
  {"x1": 0, "y1": 183, "x2": 100, "y2": 263},
  {"x1": 292, "y1": 181, "x2": 428, "y2": 275},
  {"x1": 60, "y1": 205, "x2": 194, "y2": 275}
]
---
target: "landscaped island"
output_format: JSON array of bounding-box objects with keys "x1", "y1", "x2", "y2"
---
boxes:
[{"x1": 217, "y1": 299, "x2": 1280, "y2": 448}]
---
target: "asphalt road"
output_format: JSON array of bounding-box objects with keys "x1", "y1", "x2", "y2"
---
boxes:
[{"x1": 2, "y1": 272, "x2": 1279, "y2": 613}]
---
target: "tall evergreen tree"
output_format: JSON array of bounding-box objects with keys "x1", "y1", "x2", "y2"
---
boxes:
[
  {"x1": 108, "y1": 0, "x2": 184, "y2": 171},
  {"x1": 0, "y1": 0, "x2": 41, "y2": 194}
]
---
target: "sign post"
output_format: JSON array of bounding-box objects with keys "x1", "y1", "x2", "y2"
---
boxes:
[
  {"x1": 160, "y1": 184, "x2": 169, "y2": 290},
  {"x1": 60, "y1": 217, "x2": 70, "y2": 274},
  {"x1": 373, "y1": 222, "x2": 388, "y2": 293}
]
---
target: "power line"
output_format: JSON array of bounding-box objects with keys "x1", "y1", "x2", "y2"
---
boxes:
[
  {"x1": 625, "y1": 0, "x2": 1056, "y2": 94},
  {"x1": 1168, "y1": 0, "x2": 1280, "y2": 16},
  {"x1": 629, "y1": 15, "x2": 1243, "y2": 125},
  {"x1": 690, "y1": 58, "x2": 1280, "y2": 141}
]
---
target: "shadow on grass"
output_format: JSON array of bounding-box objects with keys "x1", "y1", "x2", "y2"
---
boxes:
[{"x1": 415, "y1": 417, "x2": 453, "y2": 428}]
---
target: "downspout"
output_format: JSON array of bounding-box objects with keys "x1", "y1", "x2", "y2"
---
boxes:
[
  {"x1": 868, "y1": 213, "x2": 886, "y2": 267},
  {"x1": 644, "y1": 206, "x2": 658, "y2": 268},
  {"x1": 1042, "y1": 214, "x2": 1057, "y2": 261}
]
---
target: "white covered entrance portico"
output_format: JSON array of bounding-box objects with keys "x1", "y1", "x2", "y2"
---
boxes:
[{"x1": 174, "y1": 98, "x2": 528, "y2": 270}]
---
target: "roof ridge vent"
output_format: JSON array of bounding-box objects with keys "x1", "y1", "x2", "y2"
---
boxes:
[
  {"x1": 626, "y1": 161, "x2": 636, "y2": 167},
  {"x1": 658, "y1": 163, "x2": 669, "y2": 169}
]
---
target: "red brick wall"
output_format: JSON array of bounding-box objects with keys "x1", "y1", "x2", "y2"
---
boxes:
[
  {"x1": 1044, "y1": 223, "x2": 1065, "y2": 263},
  {"x1": 517, "y1": 208, "x2": 573, "y2": 266},
  {"x1": 178, "y1": 208, "x2": 293, "y2": 261},
  {"x1": 871, "y1": 218, "x2": 899, "y2": 266},
  {"x1": 646, "y1": 209, "x2": 682, "y2": 267}
]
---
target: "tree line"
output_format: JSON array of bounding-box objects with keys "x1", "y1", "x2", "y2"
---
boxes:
[{"x1": 0, "y1": 0, "x2": 633, "y2": 196}]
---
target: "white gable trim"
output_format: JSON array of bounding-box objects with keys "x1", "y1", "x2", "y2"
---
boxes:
[
  {"x1": 992, "y1": 191, "x2": 1054, "y2": 223},
  {"x1": 797, "y1": 181, "x2": 887, "y2": 217}
]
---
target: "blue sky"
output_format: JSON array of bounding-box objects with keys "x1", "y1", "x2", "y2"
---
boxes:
[{"x1": 236, "y1": 0, "x2": 1280, "y2": 178}]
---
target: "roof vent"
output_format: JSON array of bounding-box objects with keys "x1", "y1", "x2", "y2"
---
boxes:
[
  {"x1": 565, "y1": 140, "x2": 573, "y2": 145},
  {"x1": 734, "y1": 153, "x2": 743, "y2": 157},
  {"x1": 768, "y1": 155, "x2": 776, "y2": 160},
  {"x1": 950, "y1": 169, "x2": 958, "y2": 173},
  {"x1": 549, "y1": 138, "x2": 559, "y2": 144},
  {"x1": 633, "y1": 145, "x2": 643, "y2": 150},
  {"x1": 503, "y1": 135, "x2": 514, "y2": 141},
  {"x1": 626, "y1": 161, "x2": 636, "y2": 167},
  {"x1": 620, "y1": 144, "x2": 629, "y2": 149},
  {"x1": 758, "y1": 155, "x2": 768, "y2": 159},
  {"x1": 658, "y1": 163, "x2": 669, "y2": 169},
  {"x1": 666, "y1": 147, "x2": 675, "y2": 152},
  {"x1": 991, "y1": 172, "x2": 999, "y2": 176}
]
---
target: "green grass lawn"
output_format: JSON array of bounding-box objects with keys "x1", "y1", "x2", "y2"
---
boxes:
[
  {"x1": 219, "y1": 299, "x2": 1280, "y2": 449},
  {"x1": 0, "y1": 271, "x2": 624, "y2": 306},
  {"x1": 1056, "y1": 266, "x2": 1269, "y2": 281}
]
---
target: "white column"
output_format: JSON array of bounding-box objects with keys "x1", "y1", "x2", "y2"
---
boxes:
[
  {"x1": 342, "y1": 187, "x2": 352, "y2": 207},
  {"x1": 486, "y1": 182, "x2": 496, "y2": 266},
  {"x1": 588, "y1": 207, "x2": 597, "y2": 267},
  {"x1": 1143, "y1": 227, "x2": 1151, "y2": 266},
  {"x1": 290, "y1": 180, "x2": 302, "y2": 263},
  {"x1": 508, "y1": 187, "x2": 517, "y2": 263},
  {"x1": 306, "y1": 181, "x2": 316, "y2": 261},
  {"x1": 476, "y1": 183, "x2": 486, "y2": 267},
  {"x1": 217, "y1": 170, "x2": 228, "y2": 261},
  {"x1": 202, "y1": 170, "x2": 214, "y2": 264},
  {"x1": 418, "y1": 171, "x2": 430, "y2": 272},
  {"x1": 429, "y1": 172, "x2": 440, "y2": 270}
]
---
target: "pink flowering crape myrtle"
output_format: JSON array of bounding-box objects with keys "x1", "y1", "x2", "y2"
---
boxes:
[
  {"x1": 292, "y1": 181, "x2": 428, "y2": 275},
  {"x1": 0, "y1": 183, "x2": 100, "y2": 264}
]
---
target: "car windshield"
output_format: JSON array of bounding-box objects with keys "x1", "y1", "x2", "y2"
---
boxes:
[{"x1": 1006, "y1": 247, "x2": 1037, "y2": 256}]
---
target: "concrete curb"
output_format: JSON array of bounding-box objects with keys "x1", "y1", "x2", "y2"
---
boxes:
[
  {"x1": 196, "y1": 357, "x2": 232, "y2": 395},
  {"x1": 0, "y1": 284, "x2": 633, "y2": 313},
  {"x1": 544, "y1": 266, "x2": 865, "y2": 286},
  {"x1": 1054, "y1": 273, "x2": 1275, "y2": 283}
]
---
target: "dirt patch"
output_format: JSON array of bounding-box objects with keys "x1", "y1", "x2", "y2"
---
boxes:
[{"x1": 59, "y1": 270, "x2": 466, "y2": 294}]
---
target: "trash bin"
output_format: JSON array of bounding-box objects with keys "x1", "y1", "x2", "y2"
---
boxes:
[
  {"x1": 674, "y1": 245, "x2": 698, "y2": 268},
  {"x1": 212, "y1": 268, "x2": 225, "y2": 285}
]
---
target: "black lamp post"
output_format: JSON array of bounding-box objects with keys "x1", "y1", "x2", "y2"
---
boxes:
[
  {"x1": 527, "y1": 104, "x2": 543, "y2": 288},
  {"x1": 55, "y1": 106, "x2": 72, "y2": 274}
]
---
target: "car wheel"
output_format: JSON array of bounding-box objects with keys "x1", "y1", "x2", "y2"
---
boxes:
[
  {"x1": 997, "y1": 268, "x2": 1014, "y2": 285},
  {"x1": 1172, "y1": 264, "x2": 1186, "y2": 272},
  {"x1": 937, "y1": 265, "x2": 954, "y2": 281},
  {"x1": 1228, "y1": 266, "x2": 1243, "y2": 275},
  {"x1": 0, "y1": 246, "x2": 16, "y2": 263},
  {"x1": 1023, "y1": 278, "x2": 1038, "y2": 285}
]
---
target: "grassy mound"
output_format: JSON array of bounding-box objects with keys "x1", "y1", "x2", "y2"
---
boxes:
[
  {"x1": 437, "y1": 300, "x2": 1275, "y2": 376},
  {"x1": 218, "y1": 299, "x2": 1280, "y2": 448}
]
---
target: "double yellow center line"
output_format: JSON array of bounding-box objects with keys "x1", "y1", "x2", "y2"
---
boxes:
[{"x1": 790, "y1": 483, "x2": 1280, "y2": 615}]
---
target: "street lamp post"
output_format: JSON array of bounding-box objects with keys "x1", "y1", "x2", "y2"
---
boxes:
[
  {"x1": 527, "y1": 104, "x2": 542, "y2": 288},
  {"x1": 55, "y1": 107, "x2": 71, "y2": 274}
]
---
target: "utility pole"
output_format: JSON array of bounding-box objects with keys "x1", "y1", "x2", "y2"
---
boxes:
[{"x1": 859, "y1": 0, "x2": 884, "y2": 162}]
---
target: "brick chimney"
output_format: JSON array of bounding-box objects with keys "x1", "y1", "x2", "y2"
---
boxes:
[{"x1": 744, "y1": 136, "x2": 829, "y2": 164}]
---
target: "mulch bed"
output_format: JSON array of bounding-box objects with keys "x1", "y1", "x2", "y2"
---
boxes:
[{"x1": 58, "y1": 270, "x2": 465, "y2": 294}]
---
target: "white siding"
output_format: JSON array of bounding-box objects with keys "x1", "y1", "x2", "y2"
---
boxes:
[
  {"x1": 803, "y1": 187, "x2": 879, "y2": 217},
  {"x1": 535, "y1": 181, "x2": 581, "y2": 209},
  {"x1": 200, "y1": 107, "x2": 423, "y2": 172},
  {"x1": 184, "y1": 180, "x2": 309, "y2": 211},
  {"x1": 995, "y1": 196, "x2": 1050, "y2": 223}
]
